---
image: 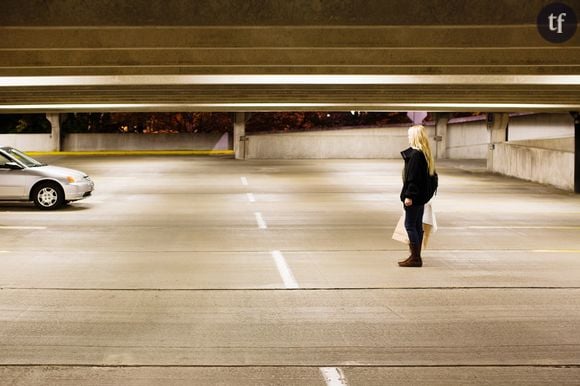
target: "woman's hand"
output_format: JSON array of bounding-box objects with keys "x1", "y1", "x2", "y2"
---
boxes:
[{"x1": 404, "y1": 198, "x2": 413, "y2": 207}]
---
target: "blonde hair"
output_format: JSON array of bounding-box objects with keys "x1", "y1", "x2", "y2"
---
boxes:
[{"x1": 408, "y1": 125, "x2": 435, "y2": 175}]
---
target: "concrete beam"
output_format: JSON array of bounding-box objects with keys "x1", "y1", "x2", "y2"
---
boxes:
[
  {"x1": 1, "y1": 83, "x2": 578, "y2": 113},
  {"x1": 0, "y1": 0, "x2": 578, "y2": 112},
  {"x1": 0, "y1": 0, "x2": 565, "y2": 26},
  {"x1": 0, "y1": 26, "x2": 570, "y2": 50}
]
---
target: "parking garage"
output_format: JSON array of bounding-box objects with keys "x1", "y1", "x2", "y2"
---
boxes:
[{"x1": 1, "y1": 1, "x2": 580, "y2": 385}]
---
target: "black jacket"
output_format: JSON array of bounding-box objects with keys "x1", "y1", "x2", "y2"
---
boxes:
[{"x1": 400, "y1": 147, "x2": 430, "y2": 205}]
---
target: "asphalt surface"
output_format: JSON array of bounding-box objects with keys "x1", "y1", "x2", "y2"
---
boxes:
[{"x1": 1, "y1": 155, "x2": 579, "y2": 385}]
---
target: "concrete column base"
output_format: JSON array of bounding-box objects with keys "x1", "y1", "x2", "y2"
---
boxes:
[
  {"x1": 486, "y1": 113, "x2": 510, "y2": 171},
  {"x1": 234, "y1": 112, "x2": 246, "y2": 160},
  {"x1": 46, "y1": 113, "x2": 61, "y2": 152},
  {"x1": 435, "y1": 114, "x2": 450, "y2": 160}
]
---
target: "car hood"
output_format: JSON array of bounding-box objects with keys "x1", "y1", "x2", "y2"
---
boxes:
[{"x1": 29, "y1": 165, "x2": 88, "y2": 179}]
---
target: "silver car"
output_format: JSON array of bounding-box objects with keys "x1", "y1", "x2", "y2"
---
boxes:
[{"x1": 0, "y1": 146, "x2": 94, "y2": 210}]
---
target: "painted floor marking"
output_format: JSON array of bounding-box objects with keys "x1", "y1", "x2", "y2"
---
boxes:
[
  {"x1": 247, "y1": 193, "x2": 256, "y2": 202},
  {"x1": 271, "y1": 250, "x2": 299, "y2": 289},
  {"x1": 470, "y1": 225, "x2": 580, "y2": 230},
  {"x1": 320, "y1": 367, "x2": 348, "y2": 386},
  {"x1": 442, "y1": 226, "x2": 580, "y2": 230},
  {"x1": 0, "y1": 226, "x2": 46, "y2": 230},
  {"x1": 254, "y1": 212, "x2": 267, "y2": 229},
  {"x1": 240, "y1": 176, "x2": 249, "y2": 186},
  {"x1": 532, "y1": 249, "x2": 580, "y2": 253}
]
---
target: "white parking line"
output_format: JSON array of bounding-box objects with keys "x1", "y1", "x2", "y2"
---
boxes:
[
  {"x1": 320, "y1": 367, "x2": 348, "y2": 386},
  {"x1": 254, "y1": 212, "x2": 267, "y2": 229},
  {"x1": 240, "y1": 176, "x2": 249, "y2": 186},
  {"x1": 271, "y1": 250, "x2": 299, "y2": 289},
  {"x1": 442, "y1": 226, "x2": 580, "y2": 230},
  {"x1": 0, "y1": 226, "x2": 46, "y2": 230},
  {"x1": 247, "y1": 193, "x2": 256, "y2": 202},
  {"x1": 532, "y1": 249, "x2": 580, "y2": 253}
]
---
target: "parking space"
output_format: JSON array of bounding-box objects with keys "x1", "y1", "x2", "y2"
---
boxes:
[{"x1": 1, "y1": 155, "x2": 579, "y2": 384}]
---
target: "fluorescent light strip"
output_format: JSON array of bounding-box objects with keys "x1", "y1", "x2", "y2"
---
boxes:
[
  {"x1": 0, "y1": 103, "x2": 578, "y2": 110},
  {"x1": 1, "y1": 75, "x2": 580, "y2": 87}
]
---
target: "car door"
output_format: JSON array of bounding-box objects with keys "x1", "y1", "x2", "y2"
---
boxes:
[{"x1": 0, "y1": 153, "x2": 26, "y2": 199}]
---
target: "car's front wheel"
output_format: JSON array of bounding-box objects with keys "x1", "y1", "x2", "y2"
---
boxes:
[{"x1": 32, "y1": 182, "x2": 65, "y2": 210}]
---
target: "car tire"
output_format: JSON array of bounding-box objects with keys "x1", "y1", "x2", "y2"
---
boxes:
[{"x1": 32, "y1": 182, "x2": 65, "y2": 210}]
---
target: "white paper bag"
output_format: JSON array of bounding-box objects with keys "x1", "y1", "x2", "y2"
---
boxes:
[
  {"x1": 392, "y1": 214, "x2": 409, "y2": 244},
  {"x1": 393, "y1": 203, "x2": 438, "y2": 248},
  {"x1": 422, "y1": 202, "x2": 437, "y2": 249},
  {"x1": 422, "y1": 202, "x2": 438, "y2": 232}
]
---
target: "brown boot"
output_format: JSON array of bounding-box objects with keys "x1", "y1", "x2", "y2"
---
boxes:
[
  {"x1": 398, "y1": 244, "x2": 414, "y2": 265},
  {"x1": 398, "y1": 243, "x2": 422, "y2": 267}
]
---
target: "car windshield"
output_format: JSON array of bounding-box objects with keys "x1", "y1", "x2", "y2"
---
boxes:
[{"x1": 3, "y1": 147, "x2": 45, "y2": 167}]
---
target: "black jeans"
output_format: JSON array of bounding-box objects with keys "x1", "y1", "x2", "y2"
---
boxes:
[{"x1": 404, "y1": 204, "x2": 424, "y2": 246}]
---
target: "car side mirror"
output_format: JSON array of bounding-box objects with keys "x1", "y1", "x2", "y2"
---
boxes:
[{"x1": 2, "y1": 161, "x2": 23, "y2": 170}]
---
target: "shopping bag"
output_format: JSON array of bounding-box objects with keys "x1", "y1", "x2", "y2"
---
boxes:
[
  {"x1": 392, "y1": 214, "x2": 409, "y2": 244},
  {"x1": 422, "y1": 202, "x2": 438, "y2": 231},
  {"x1": 422, "y1": 224, "x2": 433, "y2": 249},
  {"x1": 422, "y1": 202, "x2": 438, "y2": 249}
]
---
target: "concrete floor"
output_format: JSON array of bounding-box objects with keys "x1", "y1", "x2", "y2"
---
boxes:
[{"x1": 0, "y1": 155, "x2": 579, "y2": 385}]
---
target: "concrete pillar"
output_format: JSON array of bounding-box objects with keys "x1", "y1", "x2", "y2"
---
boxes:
[
  {"x1": 234, "y1": 112, "x2": 246, "y2": 160},
  {"x1": 434, "y1": 113, "x2": 449, "y2": 159},
  {"x1": 486, "y1": 113, "x2": 510, "y2": 171},
  {"x1": 46, "y1": 113, "x2": 61, "y2": 152}
]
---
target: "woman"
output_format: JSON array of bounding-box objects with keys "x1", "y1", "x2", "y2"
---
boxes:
[{"x1": 398, "y1": 125, "x2": 436, "y2": 267}]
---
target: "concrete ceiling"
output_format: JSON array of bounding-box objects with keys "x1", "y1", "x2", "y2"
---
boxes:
[{"x1": 0, "y1": 0, "x2": 579, "y2": 112}]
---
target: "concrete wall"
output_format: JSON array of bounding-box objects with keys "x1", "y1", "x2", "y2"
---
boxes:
[
  {"x1": 491, "y1": 140, "x2": 574, "y2": 191},
  {"x1": 246, "y1": 119, "x2": 490, "y2": 160},
  {"x1": 245, "y1": 126, "x2": 436, "y2": 159},
  {"x1": 245, "y1": 122, "x2": 491, "y2": 160},
  {"x1": 244, "y1": 113, "x2": 572, "y2": 161},
  {"x1": 446, "y1": 119, "x2": 488, "y2": 159},
  {"x1": 0, "y1": 134, "x2": 54, "y2": 151},
  {"x1": 63, "y1": 132, "x2": 229, "y2": 151},
  {"x1": 0, "y1": 132, "x2": 229, "y2": 152},
  {"x1": 509, "y1": 113, "x2": 574, "y2": 141},
  {"x1": 486, "y1": 113, "x2": 576, "y2": 191},
  {"x1": 1, "y1": 132, "x2": 230, "y2": 152},
  {"x1": 509, "y1": 137, "x2": 574, "y2": 152}
]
